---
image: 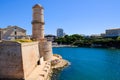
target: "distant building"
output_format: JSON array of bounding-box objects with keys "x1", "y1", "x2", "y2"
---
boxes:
[
  {"x1": 90, "y1": 34, "x2": 101, "y2": 38},
  {"x1": 57, "y1": 28, "x2": 64, "y2": 37},
  {"x1": 0, "y1": 26, "x2": 26, "y2": 40},
  {"x1": 45, "y1": 34, "x2": 57, "y2": 42},
  {"x1": 105, "y1": 28, "x2": 120, "y2": 37},
  {"x1": 100, "y1": 33, "x2": 106, "y2": 37}
]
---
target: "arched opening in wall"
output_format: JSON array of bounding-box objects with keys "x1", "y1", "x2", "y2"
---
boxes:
[{"x1": 37, "y1": 60, "x2": 40, "y2": 65}]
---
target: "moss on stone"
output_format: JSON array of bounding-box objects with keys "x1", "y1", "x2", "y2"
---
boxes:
[{"x1": 14, "y1": 39, "x2": 33, "y2": 43}]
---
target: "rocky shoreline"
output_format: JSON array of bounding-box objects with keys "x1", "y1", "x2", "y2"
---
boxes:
[{"x1": 47, "y1": 54, "x2": 69, "y2": 80}]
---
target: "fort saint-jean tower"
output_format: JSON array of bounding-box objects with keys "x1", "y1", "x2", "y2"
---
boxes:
[
  {"x1": 32, "y1": 4, "x2": 44, "y2": 40},
  {"x1": 32, "y1": 4, "x2": 53, "y2": 61}
]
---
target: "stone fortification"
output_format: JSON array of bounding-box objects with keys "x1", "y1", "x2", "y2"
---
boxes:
[
  {"x1": 31, "y1": 4, "x2": 68, "y2": 80},
  {"x1": 32, "y1": 4, "x2": 53, "y2": 61},
  {"x1": 43, "y1": 41, "x2": 53, "y2": 61},
  {"x1": 0, "y1": 41, "x2": 23, "y2": 79},
  {"x1": 38, "y1": 39, "x2": 53, "y2": 61},
  {"x1": 32, "y1": 4, "x2": 44, "y2": 40},
  {"x1": 38, "y1": 39, "x2": 46, "y2": 58},
  {"x1": 0, "y1": 4, "x2": 68, "y2": 80},
  {"x1": 0, "y1": 41, "x2": 40, "y2": 80},
  {"x1": 21, "y1": 42, "x2": 40, "y2": 79}
]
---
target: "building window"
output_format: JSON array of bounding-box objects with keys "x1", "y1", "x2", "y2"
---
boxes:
[
  {"x1": 14, "y1": 28, "x2": 17, "y2": 39},
  {"x1": 15, "y1": 31, "x2": 17, "y2": 35}
]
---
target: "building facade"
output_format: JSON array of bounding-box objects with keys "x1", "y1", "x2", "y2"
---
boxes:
[
  {"x1": 45, "y1": 34, "x2": 56, "y2": 42},
  {"x1": 105, "y1": 28, "x2": 120, "y2": 37},
  {"x1": 57, "y1": 28, "x2": 64, "y2": 37},
  {"x1": 0, "y1": 26, "x2": 26, "y2": 40}
]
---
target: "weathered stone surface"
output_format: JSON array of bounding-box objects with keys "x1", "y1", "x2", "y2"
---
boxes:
[
  {"x1": 43, "y1": 41, "x2": 53, "y2": 61},
  {"x1": 0, "y1": 41, "x2": 24, "y2": 79},
  {"x1": 21, "y1": 42, "x2": 40, "y2": 79},
  {"x1": 32, "y1": 24, "x2": 44, "y2": 40},
  {"x1": 0, "y1": 41, "x2": 41, "y2": 79},
  {"x1": 26, "y1": 61, "x2": 51, "y2": 80},
  {"x1": 0, "y1": 26, "x2": 26, "y2": 40},
  {"x1": 32, "y1": 4, "x2": 44, "y2": 41}
]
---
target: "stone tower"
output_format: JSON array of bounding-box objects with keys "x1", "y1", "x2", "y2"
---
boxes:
[
  {"x1": 32, "y1": 4, "x2": 53, "y2": 61},
  {"x1": 32, "y1": 4, "x2": 44, "y2": 40}
]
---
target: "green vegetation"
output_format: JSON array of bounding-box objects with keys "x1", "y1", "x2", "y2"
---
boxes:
[
  {"x1": 55, "y1": 34, "x2": 84, "y2": 45},
  {"x1": 55, "y1": 34, "x2": 120, "y2": 48}
]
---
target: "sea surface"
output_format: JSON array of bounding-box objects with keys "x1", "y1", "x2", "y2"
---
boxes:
[{"x1": 52, "y1": 47, "x2": 120, "y2": 80}]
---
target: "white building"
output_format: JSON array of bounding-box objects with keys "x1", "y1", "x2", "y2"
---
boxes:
[
  {"x1": 105, "y1": 28, "x2": 120, "y2": 37},
  {"x1": 57, "y1": 28, "x2": 64, "y2": 37}
]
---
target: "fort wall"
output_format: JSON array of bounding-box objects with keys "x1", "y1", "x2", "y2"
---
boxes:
[
  {"x1": 0, "y1": 41, "x2": 41, "y2": 80},
  {"x1": 0, "y1": 41, "x2": 24, "y2": 79},
  {"x1": 21, "y1": 42, "x2": 40, "y2": 79}
]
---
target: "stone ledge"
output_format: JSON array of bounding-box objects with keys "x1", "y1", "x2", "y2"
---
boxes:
[
  {"x1": 51, "y1": 55, "x2": 69, "y2": 70},
  {"x1": 31, "y1": 20, "x2": 45, "y2": 25}
]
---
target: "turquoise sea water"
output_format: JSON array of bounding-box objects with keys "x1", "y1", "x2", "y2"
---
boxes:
[{"x1": 52, "y1": 47, "x2": 120, "y2": 80}]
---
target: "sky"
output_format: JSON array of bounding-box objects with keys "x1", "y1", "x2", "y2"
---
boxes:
[{"x1": 0, "y1": 0, "x2": 120, "y2": 36}]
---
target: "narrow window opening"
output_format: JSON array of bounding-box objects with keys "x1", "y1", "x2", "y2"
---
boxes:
[
  {"x1": 37, "y1": 60, "x2": 40, "y2": 65},
  {"x1": 15, "y1": 31, "x2": 17, "y2": 35}
]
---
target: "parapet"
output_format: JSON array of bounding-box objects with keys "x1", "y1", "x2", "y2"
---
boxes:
[{"x1": 32, "y1": 4, "x2": 44, "y2": 9}]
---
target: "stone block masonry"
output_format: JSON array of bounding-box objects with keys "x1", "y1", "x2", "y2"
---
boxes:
[
  {"x1": 21, "y1": 41, "x2": 40, "y2": 79},
  {"x1": 43, "y1": 41, "x2": 53, "y2": 61},
  {"x1": 32, "y1": 4, "x2": 45, "y2": 41},
  {"x1": 0, "y1": 41, "x2": 40, "y2": 80},
  {"x1": 0, "y1": 41, "x2": 23, "y2": 79}
]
